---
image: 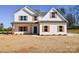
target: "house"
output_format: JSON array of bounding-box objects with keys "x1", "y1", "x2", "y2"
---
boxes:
[{"x1": 11, "y1": 6, "x2": 67, "y2": 35}]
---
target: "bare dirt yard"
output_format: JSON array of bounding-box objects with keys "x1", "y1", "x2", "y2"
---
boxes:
[{"x1": 0, "y1": 33, "x2": 79, "y2": 53}]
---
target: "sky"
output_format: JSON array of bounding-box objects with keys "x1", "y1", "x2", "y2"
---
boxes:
[{"x1": 0, "y1": 5, "x2": 75, "y2": 28}]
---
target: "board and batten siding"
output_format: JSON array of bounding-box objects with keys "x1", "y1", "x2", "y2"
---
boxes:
[
  {"x1": 39, "y1": 22, "x2": 67, "y2": 35},
  {"x1": 42, "y1": 8, "x2": 63, "y2": 21}
]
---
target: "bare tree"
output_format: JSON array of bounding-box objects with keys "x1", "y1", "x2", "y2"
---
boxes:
[{"x1": 65, "y1": 13, "x2": 75, "y2": 27}]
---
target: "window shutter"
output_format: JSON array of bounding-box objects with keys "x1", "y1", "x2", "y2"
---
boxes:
[
  {"x1": 42, "y1": 26, "x2": 43, "y2": 32},
  {"x1": 18, "y1": 26, "x2": 20, "y2": 31},
  {"x1": 26, "y1": 16, "x2": 28, "y2": 21},
  {"x1": 32, "y1": 16, "x2": 34, "y2": 21},
  {"x1": 48, "y1": 24, "x2": 50, "y2": 32},
  {"x1": 50, "y1": 12, "x2": 52, "y2": 18},
  {"x1": 26, "y1": 26, "x2": 28, "y2": 32},
  {"x1": 18, "y1": 16, "x2": 20, "y2": 21},
  {"x1": 52, "y1": 12, "x2": 56, "y2": 18},
  {"x1": 62, "y1": 26, "x2": 64, "y2": 32},
  {"x1": 40, "y1": 16, "x2": 42, "y2": 21},
  {"x1": 57, "y1": 26, "x2": 59, "y2": 32}
]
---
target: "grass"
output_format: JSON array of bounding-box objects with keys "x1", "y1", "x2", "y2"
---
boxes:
[
  {"x1": 1, "y1": 29, "x2": 78, "y2": 34},
  {"x1": 0, "y1": 31, "x2": 12, "y2": 34},
  {"x1": 68, "y1": 28, "x2": 79, "y2": 34}
]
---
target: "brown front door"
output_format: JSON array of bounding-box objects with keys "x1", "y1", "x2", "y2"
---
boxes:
[{"x1": 34, "y1": 26, "x2": 37, "y2": 34}]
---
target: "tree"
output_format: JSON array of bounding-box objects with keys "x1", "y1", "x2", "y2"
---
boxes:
[
  {"x1": 56, "y1": 8, "x2": 60, "y2": 12},
  {"x1": 73, "y1": 5, "x2": 79, "y2": 25},
  {"x1": 59, "y1": 8, "x2": 66, "y2": 16},
  {"x1": 2, "y1": 27, "x2": 12, "y2": 34},
  {"x1": 74, "y1": 5, "x2": 79, "y2": 11},
  {"x1": 65, "y1": 13, "x2": 75, "y2": 27},
  {"x1": 0, "y1": 23, "x2": 3, "y2": 31},
  {"x1": 7, "y1": 27, "x2": 12, "y2": 31}
]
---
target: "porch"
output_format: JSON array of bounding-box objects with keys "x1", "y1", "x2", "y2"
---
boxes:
[{"x1": 12, "y1": 23, "x2": 39, "y2": 35}]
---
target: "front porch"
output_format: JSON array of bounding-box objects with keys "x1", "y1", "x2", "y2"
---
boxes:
[{"x1": 12, "y1": 22, "x2": 39, "y2": 35}]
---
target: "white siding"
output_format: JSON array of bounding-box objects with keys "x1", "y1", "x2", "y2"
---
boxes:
[
  {"x1": 39, "y1": 22, "x2": 67, "y2": 35},
  {"x1": 42, "y1": 8, "x2": 63, "y2": 21},
  {"x1": 13, "y1": 7, "x2": 67, "y2": 35},
  {"x1": 14, "y1": 10, "x2": 33, "y2": 22}
]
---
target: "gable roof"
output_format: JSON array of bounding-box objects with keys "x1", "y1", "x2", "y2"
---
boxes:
[
  {"x1": 41, "y1": 8, "x2": 68, "y2": 22},
  {"x1": 15, "y1": 6, "x2": 39, "y2": 16},
  {"x1": 52, "y1": 8, "x2": 68, "y2": 22},
  {"x1": 15, "y1": 6, "x2": 47, "y2": 16},
  {"x1": 15, "y1": 6, "x2": 67, "y2": 22}
]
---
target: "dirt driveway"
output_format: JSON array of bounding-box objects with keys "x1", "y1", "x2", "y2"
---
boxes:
[{"x1": 0, "y1": 33, "x2": 79, "y2": 53}]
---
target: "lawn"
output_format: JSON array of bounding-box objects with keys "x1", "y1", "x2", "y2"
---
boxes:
[{"x1": 68, "y1": 28, "x2": 79, "y2": 34}]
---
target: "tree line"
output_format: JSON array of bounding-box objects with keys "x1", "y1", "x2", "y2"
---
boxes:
[{"x1": 57, "y1": 5, "x2": 79, "y2": 28}]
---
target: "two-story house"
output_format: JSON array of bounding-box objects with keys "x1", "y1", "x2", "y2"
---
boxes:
[{"x1": 11, "y1": 6, "x2": 67, "y2": 35}]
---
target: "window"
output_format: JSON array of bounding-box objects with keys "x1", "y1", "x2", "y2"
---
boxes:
[
  {"x1": 34, "y1": 16, "x2": 37, "y2": 21},
  {"x1": 51, "y1": 12, "x2": 55, "y2": 18},
  {"x1": 20, "y1": 16, "x2": 27, "y2": 21},
  {"x1": 44, "y1": 26, "x2": 48, "y2": 32},
  {"x1": 24, "y1": 16, "x2": 26, "y2": 20},
  {"x1": 59, "y1": 26, "x2": 63, "y2": 32},
  {"x1": 19, "y1": 27, "x2": 28, "y2": 32}
]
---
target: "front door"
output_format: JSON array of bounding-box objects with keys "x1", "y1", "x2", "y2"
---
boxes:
[{"x1": 34, "y1": 26, "x2": 37, "y2": 34}]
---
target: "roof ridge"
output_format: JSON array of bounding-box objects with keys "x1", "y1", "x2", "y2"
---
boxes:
[
  {"x1": 26, "y1": 7, "x2": 39, "y2": 15},
  {"x1": 22, "y1": 8, "x2": 33, "y2": 16}
]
